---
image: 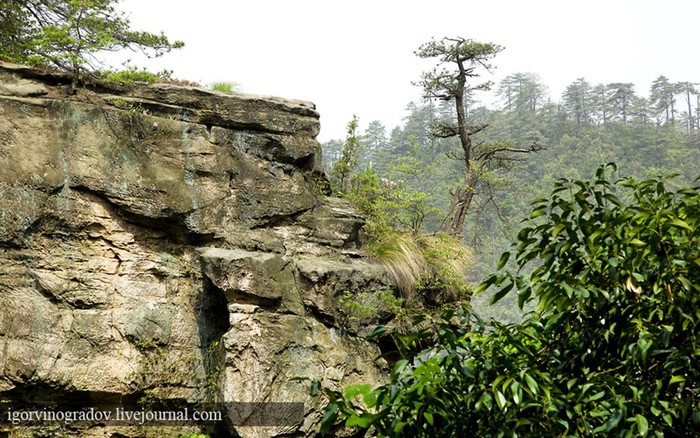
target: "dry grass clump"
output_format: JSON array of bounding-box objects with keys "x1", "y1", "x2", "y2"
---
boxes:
[
  {"x1": 370, "y1": 232, "x2": 426, "y2": 300},
  {"x1": 370, "y1": 231, "x2": 472, "y2": 305}
]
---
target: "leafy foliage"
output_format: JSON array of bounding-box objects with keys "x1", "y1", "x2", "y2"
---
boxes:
[
  {"x1": 329, "y1": 115, "x2": 362, "y2": 194},
  {"x1": 315, "y1": 166, "x2": 700, "y2": 437},
  {"x1": 0, "y1": 0, "x2": 183, "y2": 83},
  {"x1": 342, "y1": 164, "x2": 471, "y2": 304},
  {"x1": 328, "y1": 116, "x2": 472, "y2": 305},
  {"x1": 414, "y1": 36, "x2": 503, "y2": 100},
  {"x1": 484, "y1": 164, "x2": 700, "y2": 434}
]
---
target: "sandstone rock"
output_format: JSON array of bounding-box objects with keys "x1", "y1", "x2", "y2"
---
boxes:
[
  {"x1": 104, "y1": 83, "x2": 320, "y2": 137},
  {"x1": 220, "y1": 311, "x2": 387, "y2": 438},
  {"x1": 0, "y1": 61, "x2": 391, "y2": 437},
  {"x1": 0, "y1": 81, "x2": 48, "y2": 97},
  {"x1": 296, "y1": 257, "x2": 391, "y2": 324},
  {"x1": 199, "y1": 247, "x2": 304, "y2": 315}
]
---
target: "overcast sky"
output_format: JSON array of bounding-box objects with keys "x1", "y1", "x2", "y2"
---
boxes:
[{"x1": 117, "y1": 0, "x2": 699, "y2": 142}]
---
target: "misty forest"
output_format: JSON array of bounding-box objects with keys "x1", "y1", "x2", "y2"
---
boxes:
[
  {"x1": 0, "y1": 1, "x2": 699, "y2": 437},
  {"x1": 322, "y1": 69, "x2": 700, "y2": 321}
]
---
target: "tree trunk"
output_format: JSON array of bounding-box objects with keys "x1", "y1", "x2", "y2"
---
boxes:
[
  {"x1": 686, "y1": 89, "x2": 693, "y2": 132},
  {"x1": 445, "y1": 186, "x2": 472, "y2": 237},
  {"x1": 445, "y1": 169, "x2": 477, "y2": 237},
  {"x1": 670, "y1": 98, "x2": 676, "y2": 123},
  {"x1": 444, "y1": 61, "x2": 474, "y2": 238}
]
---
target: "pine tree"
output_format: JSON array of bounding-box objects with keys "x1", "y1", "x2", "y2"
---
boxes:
[{"x1": 0, "y1": 0, "x2": 183, "y2": 84}]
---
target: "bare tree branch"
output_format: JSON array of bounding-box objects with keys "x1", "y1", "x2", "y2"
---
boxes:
[{"x1": 476, "y1": 141, "x2": 544, "y2": 163}]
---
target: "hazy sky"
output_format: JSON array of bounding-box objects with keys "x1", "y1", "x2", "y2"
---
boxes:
[{"x1": 117, "y1": 0, "x2": 699, "y2": 141}]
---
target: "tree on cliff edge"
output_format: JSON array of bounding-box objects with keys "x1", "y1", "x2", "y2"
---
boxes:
[
  {"x1": 0, "y1": 0, "x2": 183, "y2": 84},
  {"x1": 415, "y1": 37, "x2": 542, "y2": 237}
]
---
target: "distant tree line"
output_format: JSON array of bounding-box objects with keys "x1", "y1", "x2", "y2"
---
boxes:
[
  {"x1": 324, "y1": 73, "x2": 699, "y2": 168},
  {"x1": 557, "y1": 76, "x2": 699, "y2": 132}
]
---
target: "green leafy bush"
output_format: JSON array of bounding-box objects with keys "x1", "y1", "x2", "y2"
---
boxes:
[{"x1": 315, "y1": 165, "x2": 700, "y2": 437}]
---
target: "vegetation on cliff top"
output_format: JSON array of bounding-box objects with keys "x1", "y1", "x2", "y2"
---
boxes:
[
  {"x1": 0, "y1": 0, "x2": 183, "y2": 84},
  {"x1": 329, "y1": 114, "x2": 473, "y2": 309}
]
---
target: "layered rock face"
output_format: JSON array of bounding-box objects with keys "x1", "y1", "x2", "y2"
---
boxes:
[{"x1": 0, "y1": 61, "x2": 390, "y2": 437}]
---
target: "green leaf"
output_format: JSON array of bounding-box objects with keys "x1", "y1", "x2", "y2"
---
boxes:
[
  {"x1": 670, "y1": 218, "x2": 691, "y2": 230},
  {"x1": 495, "y1": 390, "x2": 507, "y2": 410},
  {"x1": 529, "y1": 208, "x2": 548, "y2": 219},
  {"x1": 394, "y1": 359, "x2": 409, "y2": 375},
  {"x1": 491, "y1": 281, "x2": 514, "y2": 304},
  {"x1": 310, "y1": 379, "x2": 320, "y2": 397},
  {"x1": 320, "y1": 403, "x2": 338, "y2": 432},
  {"x1": 510, "y1": 380, "x2": 521, "y2": 405},
  {"x1": 497, "y1": 252, "x2": 511, "y2": 270},
  {"x1": 475, "y1": 392, "x2": 493, "y2": 411},
  {"x1": 474, "y1": 274, "x2": 497, "y2": 295},
  {"x1": 603, "y1": 192, "x2": 622, "y2": 206},
  {"x1": 423, "y1": 412, "x2": 434, "y2": 425},
  {"x1": 363, "y1": 389, "x2": 378, "y2": 408},
  {"x1": 524, "y1": 374, "x2": 538, "y2": 395},
  {"x1": 603, "y1": 411, "x2": 624, "y2": 432},
  {"x1": 669, "y1": 375, "x2": 686, "y2": 385},
  {"x1": 344, "y1": 384, "x2": 372, "y2": 399},
  {"x1": 515, "y1": 418, "x2": 533, "y2": 428},
  {"x1": 552, "y1": 223, "x2": 566, "y2": 238},
  {"x1": 367, "y1": 324, "x2": 387, "y2": 340},
  {"x1": 662, "y1": 414, "x2": 673, "y2": 427},
  {"x1": 542, "y1": 385, "x2": 551, "y2": 404},
  {"x1": 636, "y1": 414, "x2": 649, "y2": 436},
  {"x1": 346, "y1": 413, "x2": 374, "y2": 428},
  {"x1": 517, "y1": 287, "x2": 532, "y2": 310},
  {"x1": 587, "y1": 391, "x2": 605, "y2": 402}
]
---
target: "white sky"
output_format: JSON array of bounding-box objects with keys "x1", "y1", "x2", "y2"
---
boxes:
[{"x1": 116, "y1": 0, "x2": 699, "y2": 142}]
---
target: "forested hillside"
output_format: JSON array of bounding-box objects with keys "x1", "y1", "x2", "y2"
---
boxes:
[{"x1": 321, "y1": 74, "x2": 699, "y2": 321}]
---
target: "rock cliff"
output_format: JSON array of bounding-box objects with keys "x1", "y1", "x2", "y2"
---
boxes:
[{"x1": 0, "y1": 61, "x2": 391, "y2": 437}]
